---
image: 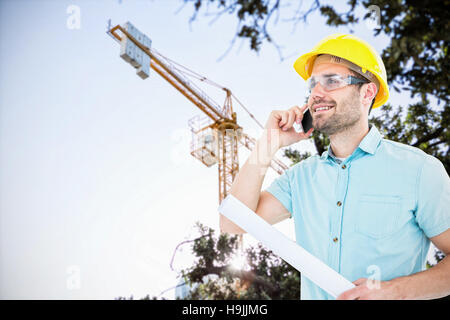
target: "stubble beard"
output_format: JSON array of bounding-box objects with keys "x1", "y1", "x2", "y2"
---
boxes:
[{"x1": 312, "y1": 90, "x2": 362, "y2": 136}]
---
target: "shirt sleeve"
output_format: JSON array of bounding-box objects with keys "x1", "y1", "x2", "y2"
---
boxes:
[
  {"x1": 415, "y1": 155, "x2": 450, "y2": 238},
  {"x1": 265, "y1": 168, "x2": 293, "y2": 216}
]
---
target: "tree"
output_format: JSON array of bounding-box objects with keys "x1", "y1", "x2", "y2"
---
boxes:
[
  {"x1": 177, "y1": 223, "x2": 300, "y2": 299},
  {"x1": 116, "y1": 222, "x2": 300, "y2": 300}
]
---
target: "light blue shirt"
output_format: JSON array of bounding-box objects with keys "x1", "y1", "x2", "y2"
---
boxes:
[{"x1": 266, "y1": 125, "x2": 450, "y2": 300}]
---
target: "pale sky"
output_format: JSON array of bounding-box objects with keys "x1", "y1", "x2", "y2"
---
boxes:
[{"x1": 0, "y1": 0, "x2": 436, "y2": 299}]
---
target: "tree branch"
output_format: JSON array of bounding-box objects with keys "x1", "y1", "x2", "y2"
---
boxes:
[
  {"x1": 412, "y1": 127, "x2": 445, "y2": 147},
  {"x1": 170, "y1": 233, "x2": 211, "y2": 271}
]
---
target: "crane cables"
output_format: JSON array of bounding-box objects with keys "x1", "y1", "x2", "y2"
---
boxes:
[{"x1": 153, "y1": 49, "x2": 265, "y2": 130}]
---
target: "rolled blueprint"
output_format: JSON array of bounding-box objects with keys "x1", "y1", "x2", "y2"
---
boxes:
[{"x1": 218, "y1": 194, "x2": 355, "y2": 298}]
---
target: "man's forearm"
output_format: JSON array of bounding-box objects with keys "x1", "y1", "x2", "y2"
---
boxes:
[
  {"x1": 391, "y1": 254, "x2": 450, "y2": 299},
  {"x1": 220, "y1": 137, "x2": 277, "y2": 234},
  {"x1": 230, "y1": 137, "x2": 276, "y2": 209}
]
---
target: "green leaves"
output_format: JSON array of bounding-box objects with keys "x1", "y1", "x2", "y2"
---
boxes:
[{"x1": 180, "y1": 223, "x2": 300, "y2": 299}]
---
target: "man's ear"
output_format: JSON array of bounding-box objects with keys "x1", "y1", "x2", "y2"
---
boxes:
[{"x1": 362, "y1": 82, "x2": 377, "y2": 105}]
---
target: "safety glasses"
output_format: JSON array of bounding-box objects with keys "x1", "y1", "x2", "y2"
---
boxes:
[{"x1": 307, "y1": 74, "x2": 369, "y2": 92}]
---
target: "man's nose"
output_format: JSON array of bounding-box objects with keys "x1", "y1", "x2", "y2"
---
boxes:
[
  {"x1": 310, "y1": 81, "x2": 327, "y2": 99},
  {"x1": 308, "y1": 82, "x2": 327, "y2": 110}
]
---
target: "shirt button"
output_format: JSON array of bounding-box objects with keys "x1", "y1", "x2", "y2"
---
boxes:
[
  {"x1": 333, "y1": 237, "x2": 339, "y2": 243},
  {"x1": 337, "y1": 201, "x2": 342, "y2": 207},
  {"x1": 342, "y1": 164, "x2": 347, "y2": 169}
]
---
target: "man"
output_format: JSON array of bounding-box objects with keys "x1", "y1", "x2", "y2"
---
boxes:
[{"x1": 220, "y1": 34, "x2": 450, "y2": 300}]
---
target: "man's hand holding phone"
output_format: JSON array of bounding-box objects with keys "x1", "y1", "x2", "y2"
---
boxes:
[
  {"x1": 255, "y1": 105, "x2": 314, "y2": 167},
  {"x1": 263, "y1": 104, "x2": 314, "y2": 146}
]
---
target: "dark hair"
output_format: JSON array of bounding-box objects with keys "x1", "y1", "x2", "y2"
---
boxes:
[
  {"x1": 348, "y1": 69, "x2": 375, "y2": 115},
  {"x1": 368, "y1": 100, "x2": 375, "y2": 115}
]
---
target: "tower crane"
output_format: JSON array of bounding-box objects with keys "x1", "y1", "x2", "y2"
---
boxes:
[{"x1": 107, "y1": 21, "x2": 290, "y2": 245}]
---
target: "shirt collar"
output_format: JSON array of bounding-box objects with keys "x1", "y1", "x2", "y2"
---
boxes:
[
  {"x1": 358, "y1": 125, "x2": 382, "y2": 155},
  {"x1": 320, "y1": 125, "x2": 382, "y2": 160}
]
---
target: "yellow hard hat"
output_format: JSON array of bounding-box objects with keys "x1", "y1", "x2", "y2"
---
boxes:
[{"x1": 293, "y1": 34, "x2": 389, "y2": 109}]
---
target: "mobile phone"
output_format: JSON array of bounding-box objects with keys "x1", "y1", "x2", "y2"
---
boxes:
[
  {"x1": 293, "y1": 108, "x2": 313, "y2": 133},
  {"x1": 301, "y1": 109, "x2": 313, "y2": 132}
]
